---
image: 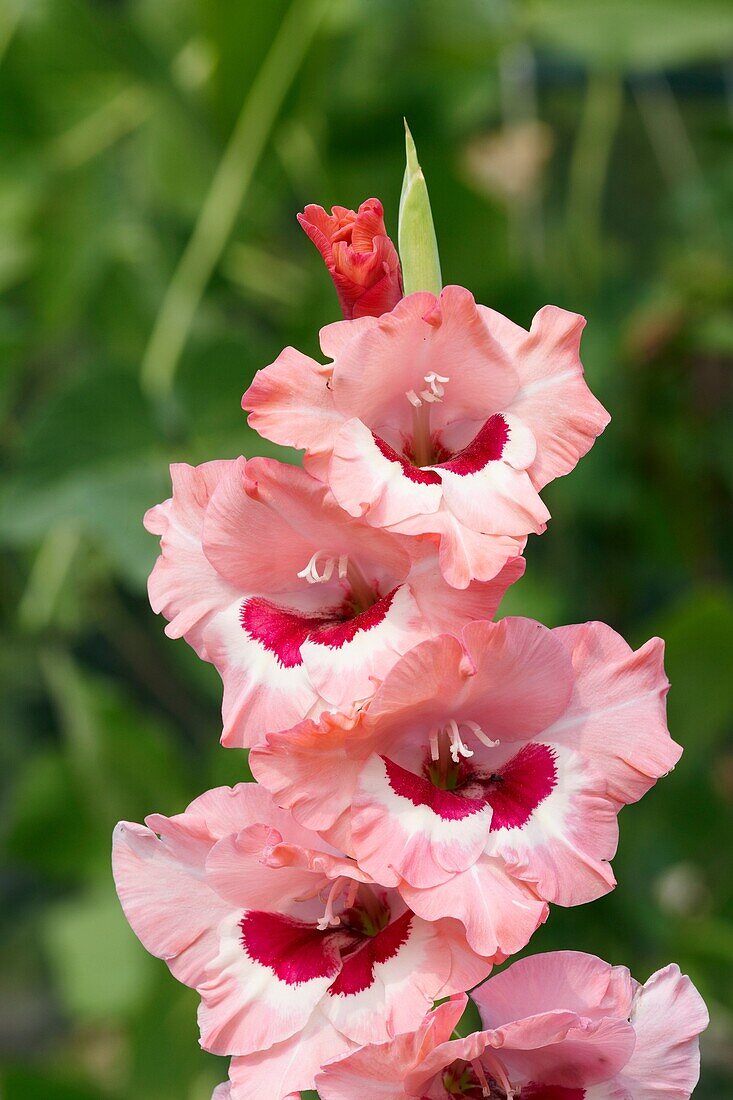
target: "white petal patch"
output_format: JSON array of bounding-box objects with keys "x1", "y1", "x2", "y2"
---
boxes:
[
  {"x1": 204, "y1": 599, "x2": 326, "y2": 745},
  {"x1": 301, "y1": 583, "x2": 430, "y2": 706},
  {"x1": 352, "y1": 754, "x2": 493, "y2": 888}
]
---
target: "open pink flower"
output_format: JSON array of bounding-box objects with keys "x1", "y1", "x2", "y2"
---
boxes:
[
  {"x1": 251, "y1": 618, "x2": 680, "y2": 957},
  {"x1": 314, "y1": 951, "x2": 708, "y2": 1099},
  {"x1": 145, "y1": 455, "x2": 523, "y2": 747},
  {"x1": 298, "y1": 198, "x2": 403, "y2": 319},
  {"x1": 113, "y1": 784, "x2": 489, "y2": 1099},
  {"x1": 242, "y1": 286, "x2": 609, "y2": 587}
]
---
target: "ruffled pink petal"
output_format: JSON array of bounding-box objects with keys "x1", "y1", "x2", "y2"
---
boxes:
[
  {"x1": 300, "y1": 582, "x2": 431, "y2": 706},
  {"x1": 484, "y1": 743, "x2": 619, "y2": 906},
  {"x1": 179, "y1": 779, "x2": 319, "y2": 847},
  {"x1": 614, "y1": 964, "x2": 708, "y2": 1099},
  {"x1": 321, "y1": 909, "x2": 451, "y2": 1046},
  {"x1": 329, "y1": 418, "x2": 443, "y2": 526},
  {"x1": 202, "y1": 828, "x2": 361, "y2": 913},
  {"x1": 408, "y1": 552, "x2": 525, "y2": 632},
  {"x1": 481, "y1": 303, "x2": 611, "y2": 490},
  {"x1": 487, "y1": 1015, "x2": 636, "y2": 1092},
  {"x1": 549, "y1": 622, "x2": 680, "y2": 804},
  {"x1": 400, "y1": 854, "x2": 548, "y2": 959},
  {"x1": 409, "y1": 1010, "x2": 633, "y2": 1095},
  {"x1": 315, "y1": 997, "x2": 466, "y2": 1100},
  {"x1": 438, "y1": 918, "x2": 495, "y2": 995},
  {"x1": 112, "y1": 820, "x2": 229, "y2": 989},
  {"x1": 203, "y1": 598, "x2": 325, "y2": 748},
  {"x1": 226, "y1": 1010, "x2": 354, "y2": 1099},
  {"x1": 330, "y1": 287, "x2": 518, "y2": 436},
  {"x1": 196, "y1": 909, "x2": 343, "y2": 1056},
  {"x1": 319, "y1": 313, "x2": 378, "y2": 360},
  {"x1": 351, "y1": 753, "x2": 494, "y2": 888},
  {"x1": 436, "y1": 414, "x2": 550, "y2": 536},
  {"x1": 473, "y1": 951, "x2": 636, "y2": 1031},
  {"x1": 249, "y1": 711, "x2": 370, "y2": 836},
  {"x1": 242, "y1": 346, "x2": 343, "y2": 458},
  {"x1": 394, "y1": 505, "x2": 527, "y2": 588},
  {"x1": 144, "y1": 461, "x2": 240, "y2": 658},
  {"x1": 202, "y1": 458, "x2": 325, "y2": 593},
  {"x1": 366, "y1": 619, "x2": 573, "y2": 747},
  {"x1": 203, "y1": 454, "x2": 411, "y2": 593}
]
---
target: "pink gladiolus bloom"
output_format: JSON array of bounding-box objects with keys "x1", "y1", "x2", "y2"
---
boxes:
[
  {"x1": 251, "y1": 618, "x2": 680, "y2": 957},
  {"x1": 144, "y1": 455, "x2": 523, "y2": 748},
  {"x1": 314, "y1": 951, "x2": 708, "y2": 1100},
  {"x1": 298, "y1": 198, "x2": 403, "y2": 319},
  {"x1": 242, "y1": 286, "x2": 609, "y2": 587},
  {"x1": 113, "y1": 784, "x2": 491, "y2": 1099}
]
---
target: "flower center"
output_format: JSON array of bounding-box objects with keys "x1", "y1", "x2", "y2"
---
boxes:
[
  {"x1": 428, "y1": 722, "x2": 501, "y2": 786},
  {"x1": 382, "y1": 742, "x2": 558, "y2": 829},
  {"x1": 442, "y1": 1056, "x2": 516, "y2": 1098},
  {"x1": 373, "y1": 412, "x2": 510, "y2": 479}
]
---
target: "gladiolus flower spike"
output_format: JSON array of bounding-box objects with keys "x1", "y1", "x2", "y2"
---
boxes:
[{"x1": 116, "y1": 126, "x2": 707, "y2": 1100}]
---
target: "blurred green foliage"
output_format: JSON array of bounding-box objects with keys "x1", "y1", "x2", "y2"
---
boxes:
[{"x1": 1, "y1": 1, "x2": 732, "y2": 1097}]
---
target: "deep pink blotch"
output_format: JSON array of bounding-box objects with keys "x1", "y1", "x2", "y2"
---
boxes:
[
  {"x1": 484, "y1": 743, "x2": 557, "y2": 831},
  {"x1": 240, "y1": 589, "x2": 397, "y2": 668},
  {"x1": 328, "y1": 910, "x2": 413, "y2": 997},
  {"x1": 382, "y1": 756, "x2": 487, "y2": 821},
  {"x1": 239, "y1": 910, "x2": 341, "y2": 985},
  {"x1": 437, "y1": 413, "x2": 509, "y2": 476}
]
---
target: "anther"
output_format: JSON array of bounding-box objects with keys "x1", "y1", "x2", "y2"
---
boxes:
[
  {"x1": 464, "y1": 721, "x2": 500, "y2": 750},
  {"x1": 297, "y1": 550, "x2": 341, "y2": 584},
  {"x1": 429, "y1": 729, "x2": 440, "y2": 762},
  {"x1": 419, "y1": 371, "x2": 449, "y2": 403},
  {"x1": 447, "y1": 719, "x2": 474, "y2": 763}
]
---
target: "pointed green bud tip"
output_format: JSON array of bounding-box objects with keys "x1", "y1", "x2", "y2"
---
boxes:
[{"x1": 398, "y1": 120, "x2": 442, "y2": 298}]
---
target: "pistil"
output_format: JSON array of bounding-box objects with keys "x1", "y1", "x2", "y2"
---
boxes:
[
  {"x1": 315, "y1": 876, "x2": 360, "y2": 931},
  {"x1": 345, "y1": 559, "x2": 378, "y2": 613}
]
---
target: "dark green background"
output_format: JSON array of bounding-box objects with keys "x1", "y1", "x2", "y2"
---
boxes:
[{"x1": 1, "y1": 1, "x2": 732, "y2": 1097}]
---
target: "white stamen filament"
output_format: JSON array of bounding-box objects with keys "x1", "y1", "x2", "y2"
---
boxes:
[
  {"x1": 317, "y1": 877, "x2": 346, "y2": 931},
  {"x1": 480, "y1": 1052, "x2": 516, "y2": 1099},
  {"x1": 472, "y1": 1059, "x2": 491, "y2": 1097},
  {"x1": 434, "y1": 719, "x2": 501, "y2": 765},
  {"x1": 297, "y1": 550, "x2": 346, "y2": 584},
  {"x1": 447, "y1": 718, "x2": 474, "y2": 763},
  {"x1": 463, "y1": 720, "x2": 500, "y2": 750},
  {"x1": 344, "y1": 879, "x2": 359, "y2": 910}
]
